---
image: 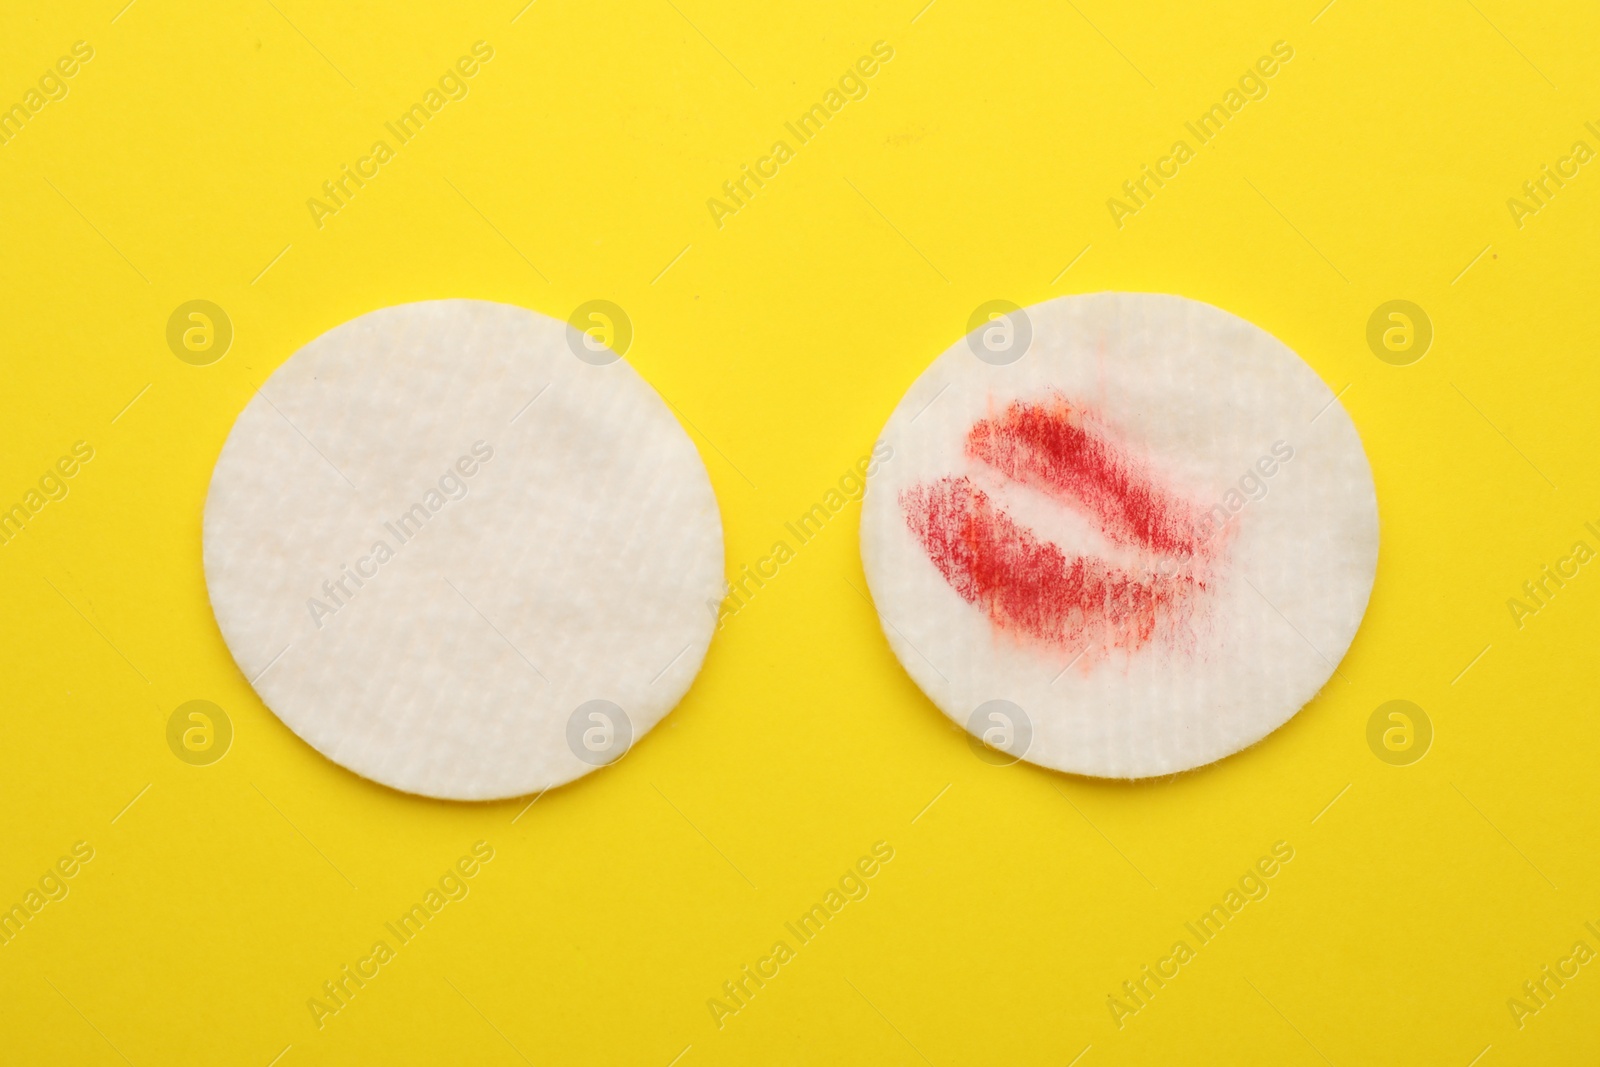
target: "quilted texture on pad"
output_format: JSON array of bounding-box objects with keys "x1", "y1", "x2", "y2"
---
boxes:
[
  {"x1": 203, "y1": 299, "x2": 723, "y2": 800},
  {"x1": 860, "y1": 292, "x2": 1378, "y2": 778}
]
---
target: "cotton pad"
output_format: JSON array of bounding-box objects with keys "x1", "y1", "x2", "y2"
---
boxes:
[
  {"x1": 861, "y1": 292, "x2": 1378, "y2": 778},
  {"x1": 203, "y1": 299, "x2": 723, "y2": 800}
]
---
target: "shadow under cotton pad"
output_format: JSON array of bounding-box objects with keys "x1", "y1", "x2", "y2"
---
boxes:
[
  {"x1": 860, "y1": 292, "x2": 1379, "y2": 779},
  {"x1": 202, "y1": 299, "x2": 724, "y2": 800}
]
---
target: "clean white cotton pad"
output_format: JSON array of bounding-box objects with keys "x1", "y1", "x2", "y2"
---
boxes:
[
  {"x1": 203, "y1": 299, "x2": 723, "y2": 800},
  {"x1": 861, "y1": 292, "x2": 1378, "y2": 778}
]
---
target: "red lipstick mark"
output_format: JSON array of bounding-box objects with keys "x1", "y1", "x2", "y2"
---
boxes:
[
  {"x1": 967, "y1": 397, "x2": 1206, "y2": 560},
  {"x1": 901, "y1": 396, "x2": 1224, "y2": 657}
]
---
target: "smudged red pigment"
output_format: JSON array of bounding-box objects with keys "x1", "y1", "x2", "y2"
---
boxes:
[
  {"x1": 901, "y1": 396, "x2": 1224, "y2": 656},
  {"x1": 902, "y1": 477, "x2": 1194, "y2": 651},
  {"x1": 966, "y1": 397, "x2": 1207, "y2": 559}
]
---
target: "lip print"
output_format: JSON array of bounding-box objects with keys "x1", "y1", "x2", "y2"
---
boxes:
[
  {"x1": 900, "y1": 395, "x2": 1226, "y2": 657},
  {"x1": 863, "y1": 292, "x2": 1380, "y2": 780}
]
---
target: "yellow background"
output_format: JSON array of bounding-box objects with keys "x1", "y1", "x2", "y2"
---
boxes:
[{"x1": 3, "y1": 0, "x2": 1598, "y2": 1063}]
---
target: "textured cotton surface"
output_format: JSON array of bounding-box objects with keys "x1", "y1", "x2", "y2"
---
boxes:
[
  {"x1": 861, "y1": 292, "x2": 1378, "y2": 778},
  {"x1": 203, "y1": 300, "x2": 723, "y2": 800}
]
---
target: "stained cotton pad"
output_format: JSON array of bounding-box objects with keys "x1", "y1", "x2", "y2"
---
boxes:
[
  {"x1": 860, "y1": 292, "x2": 1378, "y2": 778},
  {"x1": 203, "y1": 299, "x2": 723, "y2": 800}
]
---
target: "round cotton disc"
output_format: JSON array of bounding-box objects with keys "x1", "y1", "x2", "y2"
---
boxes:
[
  {"x1": 203, "y1": 299, "x2": 723, "y2": 800},
  {"x1": 861, "y1": 292, "x2": 1378, "y2": 778}
]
